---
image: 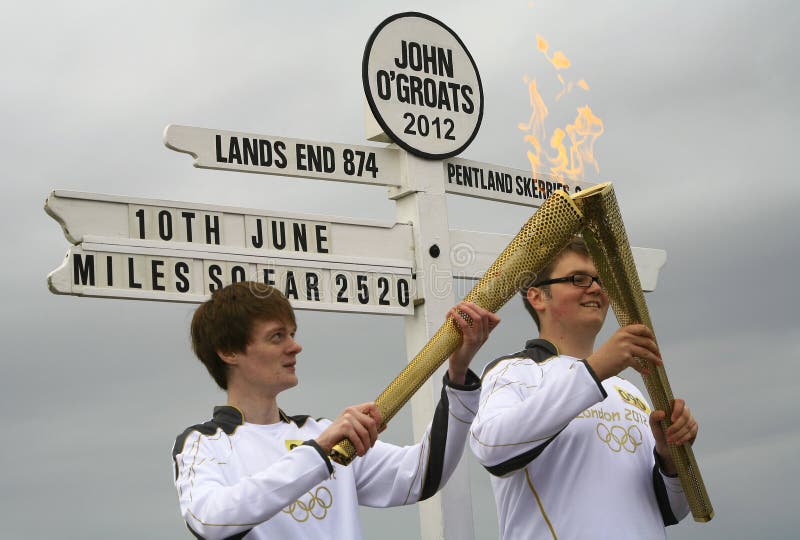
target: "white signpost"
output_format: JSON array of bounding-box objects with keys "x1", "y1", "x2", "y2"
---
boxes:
[{"x1": 45, "y1": 11, "x2": 667, "y2": 540}]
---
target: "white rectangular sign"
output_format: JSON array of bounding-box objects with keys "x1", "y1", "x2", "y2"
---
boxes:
[
  {"x1": 46, "y1": 190, "x2": 414, "y2": 265},
  {"x1": 443, "y1": 156, "x2": 596, "y2": 208},
  {"x1": 164, "y1": 124, "x2": 403, "y2": 187},
  {"x1": 48, "y1": 242, "x2": 414, "y2": 314}
]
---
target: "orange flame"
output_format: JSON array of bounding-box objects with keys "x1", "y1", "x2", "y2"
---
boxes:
[{"x1": 520, "y1": 32, "x2": 603, "y2": 187}]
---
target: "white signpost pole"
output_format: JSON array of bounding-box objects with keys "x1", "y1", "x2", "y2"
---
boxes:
[{"x1": 391, "y1": 153, "x2": 475, "y2": 540}]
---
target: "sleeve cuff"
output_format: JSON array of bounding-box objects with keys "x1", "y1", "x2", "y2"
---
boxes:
[
  {"x1": 302, "y1": 440, "x2": 334, "y2": 475},
  {"x1": 579, "y1": 359, "x2": 608, "y2": 398},
  {"x1": 653, "y1": 448, "x2": 679, "y2": 478},
  {"x1": 443, "y1": 368, "x2": 481, "y2": 391}
]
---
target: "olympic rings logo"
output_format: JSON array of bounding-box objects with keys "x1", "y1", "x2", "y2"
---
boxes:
[
  {"x1": 595, "y1": 423, "x2": 643, "y2": 453},
  {"x1": 282, "y1": 486, "x2": 333, "y2": 522}
]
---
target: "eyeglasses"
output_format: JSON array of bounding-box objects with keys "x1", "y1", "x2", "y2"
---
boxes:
[{"x1": 533, "y1": 273, "x2": 604, "y2": 289}]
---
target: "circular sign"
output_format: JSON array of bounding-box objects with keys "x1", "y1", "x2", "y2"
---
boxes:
[{"x1": 363, "y1": 12, "x2": 484, "y2": 160}]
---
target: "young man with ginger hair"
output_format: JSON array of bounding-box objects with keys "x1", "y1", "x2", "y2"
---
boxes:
[{"x1": 172, "y1": 281, "x2": 499, "y2": 539}]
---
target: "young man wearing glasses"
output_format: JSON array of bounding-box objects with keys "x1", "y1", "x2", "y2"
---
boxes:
[{"x1": 470, "y1": 237, "x2": 698, "y2": 539}]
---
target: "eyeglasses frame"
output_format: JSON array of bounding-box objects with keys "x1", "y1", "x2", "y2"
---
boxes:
[{"x1": 532, "y1": 273, "x2": 604, "y2": 289}]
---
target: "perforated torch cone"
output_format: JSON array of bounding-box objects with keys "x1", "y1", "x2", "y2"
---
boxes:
[
  {"x1": 572, "y1": 182, "x2": 713, "y2": 522},
  {"x1": 329, "y1": 190, "x2": 584, "y2": 465}
]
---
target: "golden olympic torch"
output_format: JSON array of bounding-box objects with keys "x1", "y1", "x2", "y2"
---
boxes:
[
  {"x1": 572, "y1": 182, "x2": 714, "y2": 522},
  {"x1": 329, "y1": 190, "x2": 584, "y2": 465}
]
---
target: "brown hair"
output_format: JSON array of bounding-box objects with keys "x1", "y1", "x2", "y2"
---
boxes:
[
  {"x1": 191, "y1": 281, "x2": 296, "y2": 390},
  {"x1": 521, "y1": 236, "x2": 590, "y2": 330}
]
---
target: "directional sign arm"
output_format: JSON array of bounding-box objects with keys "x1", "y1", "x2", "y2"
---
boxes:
[
  {"x1": 164, "y1": 124, "x2": 402, "y2": 187},
  {"x1": 442, "y1": 157, "x2": 597, "y2": 208},
  {"x1": 448, "y1": 229, "x2": 666, "y2": 291}
]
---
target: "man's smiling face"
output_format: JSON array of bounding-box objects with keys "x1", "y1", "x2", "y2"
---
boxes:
[{"x1": 537, "y1": 251, "x2": 609, "y2": 335}]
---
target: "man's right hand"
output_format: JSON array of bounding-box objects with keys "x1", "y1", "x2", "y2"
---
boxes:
[
  {"x1": 586, "y1": 324, "x2": 663, "y2": 381},
  {"x1": 315, "y1": 403, "x2": 382, "y2": 458}
]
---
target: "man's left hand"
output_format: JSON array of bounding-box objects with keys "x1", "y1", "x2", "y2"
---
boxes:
[
  {"x1": 447, "y1": 302, "x2": 500, "y2": 385},
  {"x1": 650, "y1": 398, "x2": 698, "y2": 475}
]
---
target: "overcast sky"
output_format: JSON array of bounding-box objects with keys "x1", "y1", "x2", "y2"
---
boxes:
[{"x1": 2, "y1": 1, "x2": 797, "y2": 539}]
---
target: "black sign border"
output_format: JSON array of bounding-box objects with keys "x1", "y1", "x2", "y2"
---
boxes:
[{"x1": 362, "y1": 12, "x2": 484, "y2": 160}]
